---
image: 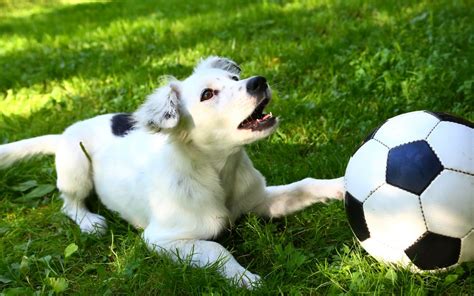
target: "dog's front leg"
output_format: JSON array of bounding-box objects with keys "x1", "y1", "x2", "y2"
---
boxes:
[
  {"x1": 143, "y1": 228, "x2": 261, "y2": 288},
  {"x1": 253, "y1": 177, "x2": 345, "y2": 217}
]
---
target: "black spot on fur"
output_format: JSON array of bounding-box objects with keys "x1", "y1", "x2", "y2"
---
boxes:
[
  {"x1": 111, "y1": 113, "x2": 136, "y2": 137},
  {"x1": 163, "y1": 112, "x2": 175, "y2": 120}
]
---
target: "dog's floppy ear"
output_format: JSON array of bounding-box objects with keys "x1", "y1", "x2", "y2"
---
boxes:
[
  {"x1": 134, "y1": 82, "x2": 181, "y2": 132},
  {"x1": 194, "y1": 56, "x2": 241, "y2": 75}
]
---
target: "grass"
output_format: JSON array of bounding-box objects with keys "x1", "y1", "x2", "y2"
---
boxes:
[{"x1": 0, "y1": 0, "x2": 473, "y2": 294}]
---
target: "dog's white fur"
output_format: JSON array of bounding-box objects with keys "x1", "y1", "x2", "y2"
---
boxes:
[{"x1": 0, "y1": 57, "x2": 344, "y2": 288}]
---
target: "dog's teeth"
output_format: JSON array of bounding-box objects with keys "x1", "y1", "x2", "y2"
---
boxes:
[{"x1": 260, "y1": 113, "x2": 272, "y2": 121}]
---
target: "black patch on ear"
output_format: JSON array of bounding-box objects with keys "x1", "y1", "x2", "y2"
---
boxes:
[
  {"x1": 111, "y1": 113, "x2": 136, "y2": 137},
  {"x1": 227, "y1": 62, "x2": 241, "y2": 75},
  {"x1": 211, "y1": 58, "x2": 241, "y2": 74}
]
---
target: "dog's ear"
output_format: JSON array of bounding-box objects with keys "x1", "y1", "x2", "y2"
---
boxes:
[
  {"x1": 134, "y1": 83, "x2": 181, "y2": 132},
  {"x1": 194, "y1": 56, "x2": 241, "y2": 75}
]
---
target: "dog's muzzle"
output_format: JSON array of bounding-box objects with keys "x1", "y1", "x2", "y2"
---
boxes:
[{"x1": 238, "y1": 76, "x2": 276, "y2": 131}]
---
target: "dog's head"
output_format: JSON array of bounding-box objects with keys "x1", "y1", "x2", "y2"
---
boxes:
[{"x1": 135, "y1": 56, "x2": 278, "y2": 151}]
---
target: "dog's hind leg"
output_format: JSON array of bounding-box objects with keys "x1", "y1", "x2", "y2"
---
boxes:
[
  {"x1": 143, "y1": 225, "x2": 261, "y2": 289},
  {"x1": 55, "y1": 138, "x2": 107, "y2": 234}
]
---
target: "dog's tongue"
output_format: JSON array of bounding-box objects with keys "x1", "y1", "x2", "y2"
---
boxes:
[
  {"x1": 257, "y1": 113, "x2": 272, "y2": 122},
  {"x1": 238, "y1": 97, "x2": 276, "y2": 130}
]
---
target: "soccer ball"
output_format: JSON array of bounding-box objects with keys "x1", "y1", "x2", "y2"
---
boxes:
[{"x1": 344, "y1": 110, "x2": 473, "y2": 271}]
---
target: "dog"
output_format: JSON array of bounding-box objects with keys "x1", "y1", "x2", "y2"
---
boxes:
[{"x1": 0, "y1": 56, "x2": 344, "y2": 288}]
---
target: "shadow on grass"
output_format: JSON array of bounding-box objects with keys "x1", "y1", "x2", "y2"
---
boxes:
[
  {"x1": 0, "y1": 0, "x2": 258, "y2": 91},
  {"x1": 0, "y1": 0, "x2": 247, "y2": 37},
  {"x1": 0, "y1": 0, "x2": 447, "y2": 93}
]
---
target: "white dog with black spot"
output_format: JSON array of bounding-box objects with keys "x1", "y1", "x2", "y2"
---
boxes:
[{"x1": 0, "y1": 57, "x2": 344, "y2": 288}]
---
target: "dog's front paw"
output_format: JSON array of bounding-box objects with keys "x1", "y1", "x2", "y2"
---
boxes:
[
  {"x1": 79, "y1": 213, "x2": 107, "y2": 235},
  {"x1": 233, "y1": 270, "x2": 262, "y2": 289},
  {"x1": 302, "y1": 177, "x2": 345, "y2": 201},
  {"x1": 332, "y1": 177, "x2": 346, "y2": 200}
]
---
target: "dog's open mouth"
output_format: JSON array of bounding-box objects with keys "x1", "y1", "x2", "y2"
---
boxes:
[{"x1": 238, "y1": 98, "x2": 276, "y2": 131}]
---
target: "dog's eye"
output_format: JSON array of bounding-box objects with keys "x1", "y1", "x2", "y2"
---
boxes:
[
  {"x1": 201, "y1": 89, "x2": 214, "y2": 101},
  {"x1": 231, "y1": 76, "x2": 239, "y2": 81}
]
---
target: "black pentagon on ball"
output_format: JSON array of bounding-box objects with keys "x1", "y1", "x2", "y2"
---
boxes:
[
  {"x1": 386, "y1": 140, "x2": 443, "y2": 195},
  {"x1": 344, "y1": 192, "x2": 370, "y2": 241},
  {"x1": 405, "y1": 231, "x2": 461, "y2": 270},
  {"x1": 424, "y1": 111, "x2": 474, "y2": 128}
]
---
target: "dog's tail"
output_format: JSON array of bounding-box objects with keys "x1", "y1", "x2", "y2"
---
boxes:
[{"x1": 0, "y1": 135, "x2": 61, "y2": 168}]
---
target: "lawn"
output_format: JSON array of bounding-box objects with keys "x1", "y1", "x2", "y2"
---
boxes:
[{"x1": 0, "y1": 0, "x2": 473, "y2": 294}]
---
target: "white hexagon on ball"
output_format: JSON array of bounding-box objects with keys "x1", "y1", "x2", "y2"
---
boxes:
[
  {"x1": 460, "y1": 230, "x2": 474, "y2": 262},
  {"x1": 427, "y1": 121, "x2": 474, "y2": 174},
  {"x1": 345, "y1": 139, "x2": 388, "y2": 202},
  {"x1": 421, "y1": 170, "x2": 474, "y2": 238},
  {"x1": 363, "y1": 184, "x2": 427, "y2": 251},
  {"x1": 373, "y1": 111, "x2": 439, "y2": 148},
  {"x1": 361, "y1": 237, "x2": 413, "y2": 266}
]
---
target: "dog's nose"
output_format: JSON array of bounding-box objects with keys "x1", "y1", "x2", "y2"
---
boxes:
[{"x1": 246, "y1": 76, "x2": 268, "y2": 94}]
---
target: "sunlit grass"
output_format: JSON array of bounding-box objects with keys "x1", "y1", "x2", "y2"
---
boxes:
[
  {"x1": 1, "y1": 0, "x2": 473, "y2": 294},
  {"x1": 0, "y1": 0, "x2": 107, "y2": 17}
]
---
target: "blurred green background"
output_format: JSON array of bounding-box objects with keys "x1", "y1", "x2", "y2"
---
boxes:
[{"x1": 0, "y1": 0, "x2": 472, "y2": 294}]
